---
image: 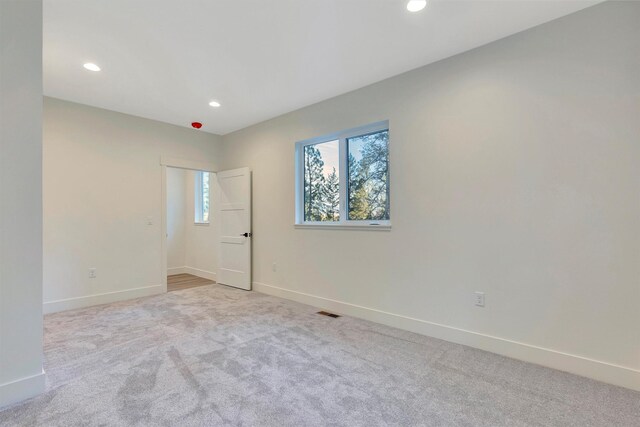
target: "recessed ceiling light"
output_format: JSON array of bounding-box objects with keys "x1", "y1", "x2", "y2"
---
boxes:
[
  {"x1": 407, "y1": 0, "x2": 427, "y2": 12},
  {"x1": 209, "y1": 100, "x2": 221, "y2": 108},
  {"x1": 83, "y1": 63, "x2": 101, "y2": 72}
]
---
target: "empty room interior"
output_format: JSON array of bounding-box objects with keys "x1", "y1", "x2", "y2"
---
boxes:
[{"x1": 1, "y1": 0, "x2": 639, "y2": 425}]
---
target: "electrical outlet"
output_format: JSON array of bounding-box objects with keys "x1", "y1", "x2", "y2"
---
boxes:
[
  {"x1": 474, "y1": 291, "x2": 485, "y2": 307},
  {"x1": 89, "y1": 268, "x2": 97, "y2": 279},
  {"x1": 272, "y1": 262, "x2": 277, "y2": 272}
]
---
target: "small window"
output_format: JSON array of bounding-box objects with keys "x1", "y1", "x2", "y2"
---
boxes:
[
  {"x1": 295, "y1": 121, "x2": 390, "y2": 228},
  {"x1": 195, "y1": 171, "x2": 210, "y2": 224}
]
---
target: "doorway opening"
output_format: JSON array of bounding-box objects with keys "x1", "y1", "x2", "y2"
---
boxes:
[
  {"x1": 165, "y1": 165, "x2": 218, "y2": 292},
  {"x1": 160, "y1": 157, "x2": 252, "y2": 292}
]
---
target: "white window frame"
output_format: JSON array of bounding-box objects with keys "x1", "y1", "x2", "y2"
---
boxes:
[
  {"x1": 194, "y1": 171, "x2": 210, "y2": 225},
  {"x1": 295, "y1": 120, "x2": 391, "y2": 230}
]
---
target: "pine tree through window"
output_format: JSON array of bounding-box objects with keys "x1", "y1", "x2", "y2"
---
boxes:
[
  {"x1": 296, "y1": 121, "x2": 390, "y2": 228},
  {"x1": 304, "y1": 140, "x2": 339, "y2": 222},
  {"x1": 348, "y1": 130, "x2": 389, "y2": 221}
]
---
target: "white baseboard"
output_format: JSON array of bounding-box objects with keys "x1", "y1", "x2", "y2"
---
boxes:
[
  {"x1": 43, "y1": 284, "x2": 164, "y2": 314},
  {"x1": 183, "y1": 266, "x2": 216, "y2": 282},
  {"x1": 0, "y1": 370, "x2": 45, "y2": 409},
  {"x1": 253, "y1": 281, "x2": 640, "y2": 391},
  {"x1": 168, "y1": 266, "x2": 186, "y2": 276}
]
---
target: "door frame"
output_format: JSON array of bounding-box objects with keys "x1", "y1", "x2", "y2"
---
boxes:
[{"x1": 160, "y1": 156, "x2": 217, "y2": 292}]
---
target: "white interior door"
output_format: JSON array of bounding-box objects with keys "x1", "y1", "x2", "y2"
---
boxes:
[{"x1": 217, "y1": 167, "x2": 252, "y2": 290}]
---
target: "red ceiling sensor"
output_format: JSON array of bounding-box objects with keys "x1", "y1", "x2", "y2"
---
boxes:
[{"x1": 191, "y1": 122, "x2": 203, "y2": 129}]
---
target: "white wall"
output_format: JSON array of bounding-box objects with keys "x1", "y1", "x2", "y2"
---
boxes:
[
  {"x1": 0, "y1": 0, "x2": 45, "y2": 407},
  {"x1": 167, "y1": 167, "x2": 186, "y2": 270},
  {"x1": 166, "y1": 168, "x2": 218, "y2": 280},
  {"x1": 43, "y1": 97, "x2": 222, "y2": 313},
  {"x1": 220, "y1": 2, "x2": 640, "y2": 390}
]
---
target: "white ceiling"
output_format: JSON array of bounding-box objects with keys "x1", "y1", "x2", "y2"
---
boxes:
[{"x1": 44, "y1": 0, "x2": 601, "y2": 135}]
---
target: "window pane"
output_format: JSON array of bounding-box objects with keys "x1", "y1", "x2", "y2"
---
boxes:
[
  {"x1": 202, "y1": 172, "x2": 210, "y2": 223},
  {"x1": 304, "y1": 140, "x2": 339, "y2": 221},
  {"x1": 347, "y1": 130, "x2": 389, "y2": 221}
]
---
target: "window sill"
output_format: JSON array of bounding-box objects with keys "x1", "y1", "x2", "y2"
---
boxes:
[
  {"x1": 294, "y1": 223, "x2": 391, "y2": 231},
  {"x1": 194, "y1": 222, "x2": 210, "y2": 226}
]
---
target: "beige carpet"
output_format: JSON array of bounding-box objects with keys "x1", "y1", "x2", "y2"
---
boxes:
[{"x1": 0, "y1": 284, "x2": 638, "y2": 426}]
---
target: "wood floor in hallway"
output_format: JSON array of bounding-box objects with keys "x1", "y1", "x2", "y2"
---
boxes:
[{"x1": 167, "y1": 273, "x2": 214, "y2": 292}]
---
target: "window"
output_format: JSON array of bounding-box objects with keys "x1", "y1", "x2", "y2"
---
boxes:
[
  {"x1": 195, "y1": 171, "x2": 210, "y2": 224},
  {"x1": 295, "y1": 121, "x2": 390, "y2": 228}
]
